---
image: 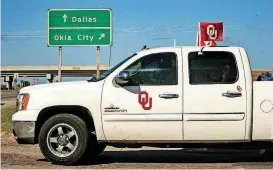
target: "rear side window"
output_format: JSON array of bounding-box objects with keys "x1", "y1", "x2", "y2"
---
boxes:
[{"x1": 188, "y1": 51, "x2": 238, "y2": 84}]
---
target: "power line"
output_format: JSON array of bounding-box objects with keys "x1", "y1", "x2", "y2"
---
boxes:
[
  {"x1": 0, "y1": 27, "x2": 240, "y2": 38},
  {"x1": 2, "y1": 21, "x2": 263, "y2": 36},
  {"x1": 1, "y1": 35, "x2": 46, "y2": 38},
  {"x1": 2, "y1": 20, "x2": 270, "y2": 35},
  {"x1": 1, "y1": 22, "x2": 271, "y2": 40}
]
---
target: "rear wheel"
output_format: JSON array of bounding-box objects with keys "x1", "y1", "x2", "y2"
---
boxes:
[{"x1": 38, "y1": 114, "x2": 89, "y2": 165}]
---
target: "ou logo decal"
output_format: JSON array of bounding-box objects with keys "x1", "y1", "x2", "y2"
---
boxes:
[
  {"x1": 206, "y1": 25, "x2": 217, "y2": 40},
  {"x1": 138, "y1": 91, "x2": 152, "y2": 110}
]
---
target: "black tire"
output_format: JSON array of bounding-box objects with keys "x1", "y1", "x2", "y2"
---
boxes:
[{"x1": 38, "y1": 114, "x2": 89, "y2": 165}]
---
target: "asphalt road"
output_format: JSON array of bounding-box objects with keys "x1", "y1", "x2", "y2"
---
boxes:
[
  {"x1": 1, "y1": 91, "x2": 18, "y2": 101},
  {"x1": 1, "y1": 135, "x2": 273, "y2": 169}
]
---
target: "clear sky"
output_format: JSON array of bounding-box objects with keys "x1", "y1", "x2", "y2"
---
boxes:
[{"x1": 1, "y1": 0, "x2": 273, "y2": 71}]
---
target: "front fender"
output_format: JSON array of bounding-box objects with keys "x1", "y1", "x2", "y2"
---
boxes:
[{"x1": 19, "y1": 80, "x2": 107, "y2": 141}]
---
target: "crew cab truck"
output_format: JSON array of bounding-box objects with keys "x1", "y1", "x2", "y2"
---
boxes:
[{"x1": 12, "y1": 46, "x2": 273, "y2": 165}]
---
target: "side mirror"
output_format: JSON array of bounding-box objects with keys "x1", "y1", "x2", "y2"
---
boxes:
[{"x1": 115, "y1": 71, "x2": 130, "y2": 84}]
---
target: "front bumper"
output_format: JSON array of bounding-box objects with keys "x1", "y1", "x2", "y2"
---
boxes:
[
  {"x1": 13, "y1": 121, "x2": 36, "y2": 144},
  {"x1": 12, "y1": 109, "x2": 40, "y2": 144}
]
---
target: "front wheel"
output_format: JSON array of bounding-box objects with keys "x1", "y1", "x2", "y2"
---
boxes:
[{"x1": 38, "y1": 114, "x2": 89, "y2": 165}]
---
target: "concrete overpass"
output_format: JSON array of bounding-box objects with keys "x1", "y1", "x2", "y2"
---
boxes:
[{"x1": 1, "y1": 65, "x2": 111, "y2": 77}]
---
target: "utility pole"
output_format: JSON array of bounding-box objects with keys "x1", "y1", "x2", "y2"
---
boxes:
[
  {"x1": 58, "y1": 46, "x2": 62, "y2": 82},
  {"x1": 96, "y1": 46, "x2": 100, "y2": 78}
]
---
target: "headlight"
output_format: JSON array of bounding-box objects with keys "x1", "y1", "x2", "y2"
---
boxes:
[{"x1": 17, "y1": 93, "x2": 30, "y2": 111}]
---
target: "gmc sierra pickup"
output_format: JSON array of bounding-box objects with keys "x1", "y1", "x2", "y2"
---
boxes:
[{"x1": 12, "y1": 46, "x2": 273, "y2": 165}]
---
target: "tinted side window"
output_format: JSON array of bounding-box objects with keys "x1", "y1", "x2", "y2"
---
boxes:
[
  {"x1": 123, "y1": 52, "x2": 178, "y2": 85},
  {"x1": 188, "y1": 51, "x2": 238, "y2": 84}
]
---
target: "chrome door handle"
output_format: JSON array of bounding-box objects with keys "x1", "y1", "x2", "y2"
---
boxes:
[
  {"x1": 159, "y1": 93, "x2": 179, "y2": 99},
  {"x1": 222, "y1": 91, "x2": 242, "y2": 98}
]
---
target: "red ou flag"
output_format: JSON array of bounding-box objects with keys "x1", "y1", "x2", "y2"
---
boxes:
[{"x1": 196, "y1": 21, "x2": 223, "y2": 47}]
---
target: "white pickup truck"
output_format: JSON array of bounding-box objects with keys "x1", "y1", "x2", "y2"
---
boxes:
[{"x1": 12, "y1": 46, "x2": 273, "y2": 165}]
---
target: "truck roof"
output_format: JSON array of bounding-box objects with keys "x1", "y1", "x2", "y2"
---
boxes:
[
  {"x1": 141, "y1": 45, "x2": 242, "y2": 51},
  {"x1": 136, "y1": 46, "x2": 247, "y2": 58}
]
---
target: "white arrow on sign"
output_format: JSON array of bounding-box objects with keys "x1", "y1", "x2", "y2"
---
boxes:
[
  {"x1": 63, "y1": 14, "x2": 68, "y2": 22},
  {"x1": 99, "y1": 33, "x2": 105, "y2": 40}
]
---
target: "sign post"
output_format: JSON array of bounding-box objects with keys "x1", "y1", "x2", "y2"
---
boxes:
[
  {"x1": 96, "y1": 46, "x2": 100, "y2": 78},
  {"x1": 58, "y1": 47, "x2": 62, "y2": 82},
  {"x1": 47, "y1": 9, "x2": 112, "y2": 46}
]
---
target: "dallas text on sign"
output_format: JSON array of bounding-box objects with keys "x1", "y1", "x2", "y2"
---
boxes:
[{"x1": 71, "y1": 17, "x2": 97, "y2": 23}]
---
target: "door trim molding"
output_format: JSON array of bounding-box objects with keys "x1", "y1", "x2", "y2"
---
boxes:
[
  {"x1": 184, "y1": 112, "x2": 245, "y2": 121},
  {"x1": 103, "y1": 112, "x2": 245, "y2": 121},
  {"x1": 103, "y1": 113, "x2": 183, "y2": 115},
  {"x1": 103, "y1": 113, "x2": 183, "y2": 121}
]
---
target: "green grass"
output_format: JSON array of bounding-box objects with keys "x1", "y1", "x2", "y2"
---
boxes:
[{"x1": 1, "y1": 105, "x2": 17, "y2": 132}]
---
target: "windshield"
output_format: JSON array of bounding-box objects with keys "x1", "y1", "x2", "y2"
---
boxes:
[{"x1": 89, "y1": 53, "x2": 137, "y2": 82}]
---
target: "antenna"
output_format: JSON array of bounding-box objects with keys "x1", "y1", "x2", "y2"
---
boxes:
[{"x1": 142, "y1": 45, "x2": 149, "y2": 50}]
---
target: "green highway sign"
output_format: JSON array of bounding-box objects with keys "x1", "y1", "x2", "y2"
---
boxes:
[{"x1": 47, "y1": 9, "x2": 112, "y2": 47}]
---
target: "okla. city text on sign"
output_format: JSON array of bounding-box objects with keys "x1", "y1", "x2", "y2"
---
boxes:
[{"x1": 48, "y1": 28, "x2": 110, "y2": 46}]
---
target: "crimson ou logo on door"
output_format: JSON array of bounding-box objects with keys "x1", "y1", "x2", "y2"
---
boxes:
[{"x1": 138, "y1": 91, "x2": 152, "y2": 110}]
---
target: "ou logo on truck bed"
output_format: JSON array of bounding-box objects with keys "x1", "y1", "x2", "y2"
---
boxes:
[{"x1": 138, "y1": 91, "x2": 152, "y2": 110}]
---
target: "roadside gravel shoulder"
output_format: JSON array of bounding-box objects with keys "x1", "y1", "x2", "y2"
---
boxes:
[
  {"x1": 2, "y1": 135, "x2": 273, "y2": 169},
  {"x1": 1, "y1": 101, "x2": 273, "y2": 169}
]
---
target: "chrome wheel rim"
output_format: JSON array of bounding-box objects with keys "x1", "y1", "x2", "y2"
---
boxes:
[{"x1": 46, "y1": 123, "x2": 79, "y2": 157}]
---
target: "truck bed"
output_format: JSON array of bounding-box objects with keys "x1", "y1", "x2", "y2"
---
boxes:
[{"x1": 252, "y1": 81, "x2": 273, "y2": 141}]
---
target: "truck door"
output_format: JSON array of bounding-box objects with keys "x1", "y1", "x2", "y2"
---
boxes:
[
  {"x1": 101, "y1": 48, "x2": 183, "y2": 142},
  {"x1": 182, "y1": 47, "x2": 247, "y2": 141}
]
